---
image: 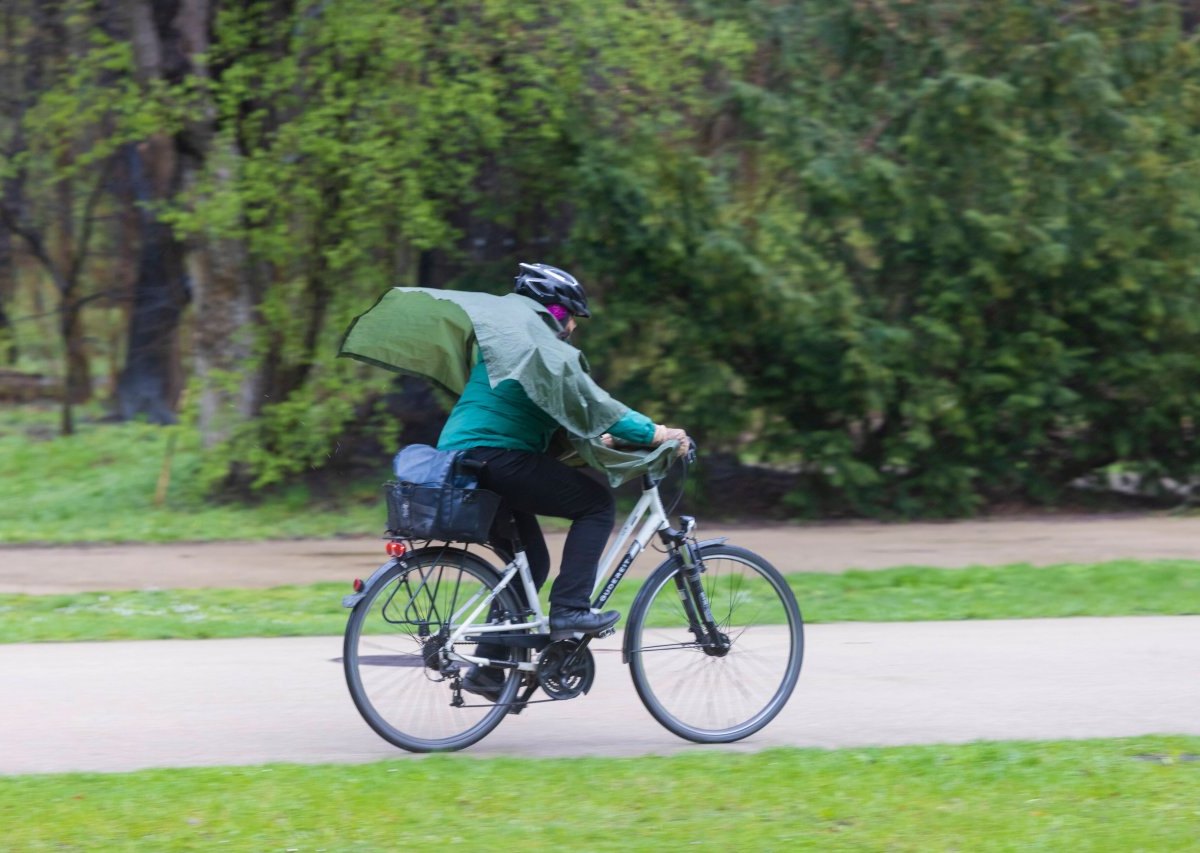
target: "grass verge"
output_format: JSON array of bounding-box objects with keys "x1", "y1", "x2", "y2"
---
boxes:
[
  {"x1": 0, "y1": 410, "x2": 387, "y2": 543},
  {"x1": 1, "y1": 737, "x2": 1197, "y2": 850},
  {"x1": 0, "y1": 408, "x2": 571, "y2": 543},
  {"x1": 1, "y1": 559, "x2": 1196, "y2": 643}
]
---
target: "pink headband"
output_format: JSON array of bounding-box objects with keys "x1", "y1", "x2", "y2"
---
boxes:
[{"x1": 546, "y1": 303, "x2": 569, "y2": 323}]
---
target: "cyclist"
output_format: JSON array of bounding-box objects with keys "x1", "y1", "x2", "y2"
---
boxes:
[{"x1": 437, "y1": 262, "x2": 689, "y2": 699}]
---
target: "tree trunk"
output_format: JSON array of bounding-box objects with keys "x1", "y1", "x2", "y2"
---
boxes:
[
  {"x1": 170, "y1": 0, "x2": 262, "y2": 447},
  {"x1": 190, "y1": 217, "x2": 259, "y2": 446},
  {"x1": 114, "y1": 138, "x2": 188, "y2": 423},
  {"x1": 113, "y1": 0, "x2": 208, "y2": 423},
  {"x1": 0, "y1": 228, "x2": 15, "y2": 364},
  {"x1": 59, "y1": 299, "x2": 91, "y2": 434},
  {"x1": 54, "y1": 162, "x2": 93, "y2": 407}
]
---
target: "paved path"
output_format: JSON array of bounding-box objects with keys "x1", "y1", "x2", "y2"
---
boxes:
[
  {"x1": 3, "y1": 616, "x2": 1197, "y2": 774},
  {"x1": 4, "y1": 513, "x2": 1200, "y2": 593},
  {"x1": 5, "y1": 514, "x2": 1199, "y2": 774}
]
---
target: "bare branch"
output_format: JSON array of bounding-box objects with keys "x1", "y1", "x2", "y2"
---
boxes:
[
  {"x1": 66, "y1": 153, "x2": 116, "y2": 286},
  {"x1": 0, "y1": 197, "x2": 68, "y2": 294},
  {"x1": 5, "y1": 289, "x2": 130, "y2": 324}
]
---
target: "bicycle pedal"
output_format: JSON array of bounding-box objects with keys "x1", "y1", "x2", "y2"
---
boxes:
[{"x1": 596, "y1": 626, "x2": 616, "y2": 639}]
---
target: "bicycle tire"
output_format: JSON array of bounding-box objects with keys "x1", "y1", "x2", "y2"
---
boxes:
[
  {"x1": 343, "y1": 547, "x2": 526, "y2": 752},
  {"x1": 626, "y1": 543, "x2": 804, "y2": 743}
]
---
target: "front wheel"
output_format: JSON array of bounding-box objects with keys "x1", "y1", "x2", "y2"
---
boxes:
[
  {"x1": 626, "y1": 544, "x2": 803, "y2": 743},
  {"x1": 343, "y1": 547, "x2": 525, "y2": 752}
]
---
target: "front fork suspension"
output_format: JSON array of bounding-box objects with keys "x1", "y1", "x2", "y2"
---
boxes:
[{"x1": 666, "y1": 521, "x2": 730, "y2": 656}]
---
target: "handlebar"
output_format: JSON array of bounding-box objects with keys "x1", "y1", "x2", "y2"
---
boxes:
[{"x1": 640, "y1": 436, "x2": 695, "y2": 519}]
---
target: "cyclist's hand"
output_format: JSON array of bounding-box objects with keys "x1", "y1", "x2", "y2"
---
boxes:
[
  {"x1": 599, "y1": 433, "x2": 614, "y2": 448},
  {"x1": 653, "y1": 424, "x2": 691, "y2": 458}
]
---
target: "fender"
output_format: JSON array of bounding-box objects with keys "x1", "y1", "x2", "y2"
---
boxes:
[
  {"x1": 341, "y1": 557, "x2": 402, "y2": 609},
  {"x1": 621, "y1": 537, "x2": 728, "y2": 663}
]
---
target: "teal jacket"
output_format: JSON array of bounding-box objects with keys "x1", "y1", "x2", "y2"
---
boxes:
[{"x1": 438, "y1": 358, "x2": 656, "y2": 454}]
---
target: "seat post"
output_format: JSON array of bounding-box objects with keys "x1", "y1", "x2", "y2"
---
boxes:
[{"x1": 506, "y1": 512, "x2": 524, "y2": 554}]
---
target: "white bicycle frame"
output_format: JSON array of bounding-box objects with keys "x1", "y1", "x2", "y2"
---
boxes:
[{"x1": 445, "y1": 481, "x2": 672, "y2": 673}]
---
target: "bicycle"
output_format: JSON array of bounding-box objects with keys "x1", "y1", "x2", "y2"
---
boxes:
[{"x1": 341, "y1": 449, "x2": 804, "y2": 752}]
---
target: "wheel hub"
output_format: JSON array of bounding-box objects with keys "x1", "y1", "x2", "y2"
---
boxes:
[
  {"x1": 702, "y1": 631, "x2": 732, "y2": 658},
  {"x1": 421, "y1": 633, "x2": 449, "y2": 672}
]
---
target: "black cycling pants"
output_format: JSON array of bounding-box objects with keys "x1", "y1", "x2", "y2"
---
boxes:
[{"x1": 465, "y1": 447, "x2": 614, "y2": 611}]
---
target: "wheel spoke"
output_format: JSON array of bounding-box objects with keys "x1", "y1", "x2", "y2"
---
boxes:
[
  {"x1": 344, "y1": 549, "x2": 525, "y2": 752},
  {"x1": 628, "y1": 546, "x2": 803, "y2": 743}
]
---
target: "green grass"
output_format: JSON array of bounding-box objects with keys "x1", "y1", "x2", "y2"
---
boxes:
[
  {"x1": 2, "y1": 559, "x2": 1196, "y2": 644},
  {"x1": 789, "y1": 558, "x2": 1200, "y2": 621},
  {"x1": 0, "y1": 406, "x2": 390, "y2": 543},
  {"x1": 1, "y1": 737, "x2": 1197, "y2": 850},
  {"x1": 0, "y1": 405, "x2": 571, "y2": 543}
]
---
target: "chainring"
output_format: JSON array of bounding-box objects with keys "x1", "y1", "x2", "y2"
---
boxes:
[{"x1": 536, "y1": 639, "x2": 595, "y2": 700}]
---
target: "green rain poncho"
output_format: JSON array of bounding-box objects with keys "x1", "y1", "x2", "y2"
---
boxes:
[{"x1": 338, "y1": 288, "x2": 676, "y2": 486}]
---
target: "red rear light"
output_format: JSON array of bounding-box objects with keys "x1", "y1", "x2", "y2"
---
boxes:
[
  {"x1": 353, "y1": 578, "x2": 364, "y2": 592},
  {"x1": 385, "y1": 541, "x2": 407, "y2": 558}
]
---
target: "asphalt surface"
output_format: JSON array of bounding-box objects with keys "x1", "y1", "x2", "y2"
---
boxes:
[
  {"x1": 4, "y1": 514, "x2": 1199, "y2": 774},
  {"x1": 3, "y1": 616, "x2": 1198, "y2": 774}
]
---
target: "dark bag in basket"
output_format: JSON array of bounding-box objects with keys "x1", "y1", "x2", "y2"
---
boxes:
[{"x1": 385, "y1": 445, "x2": 500, "y2": 543}]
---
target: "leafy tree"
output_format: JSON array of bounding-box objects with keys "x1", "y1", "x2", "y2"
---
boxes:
[
  {"x1": 679, "y1": 0, "x2": 1200, "y2": 514},
  {"x1": 0, "y1": 1, "x2": 158, "y2": 433},
  {"x1": 169, "y1": 0, "x2": 729, "y2": 489},
  {"x1": 6, "y1": 0, "x2": 1198, "y2": 517}
]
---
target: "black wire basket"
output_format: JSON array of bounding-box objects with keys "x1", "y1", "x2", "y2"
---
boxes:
[{"x1": 384, "y1": 481, "x2": 501, "y2": 544}]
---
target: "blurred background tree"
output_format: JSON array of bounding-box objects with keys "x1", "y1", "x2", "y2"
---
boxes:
[{"x1": 2, "y1": 0, "x2": 1198, "y2": 517}]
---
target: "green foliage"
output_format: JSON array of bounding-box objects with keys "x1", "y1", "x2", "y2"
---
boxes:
[
  {"x1": 656, "y1": 0, "x2": 1200, "y2": 516},
  {"x1": 5, "y1": 29, "x2": 148, "y2": 173},
  {"x1": 161, "y1": 0, "x2": 731, "y2": 490},
  {"x1": 1, "y1": 10, "x2": 178, "y2": 228},
  {"x1": 9, "y1": 0, "x2": 1200, "y2": 517}
]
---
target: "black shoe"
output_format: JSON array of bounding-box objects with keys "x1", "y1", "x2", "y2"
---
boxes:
[
  {"x1": 549, "y1": 607, "x2": 621, "y2": 638},
  {"x1": 461, "y1": 665, "x2": 505, "y2": 703}
]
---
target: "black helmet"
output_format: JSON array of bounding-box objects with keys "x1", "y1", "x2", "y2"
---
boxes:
[{"x1": 513, "y1": 262, "x2": 591, "y2": 318}]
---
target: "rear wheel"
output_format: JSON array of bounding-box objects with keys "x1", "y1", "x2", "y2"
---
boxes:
[
  {"x1": 343, "y1": 547, "x2": 525, "y2": 752},
  {"x1": 626, "y1": 544, "x2": 803, "y2": 743}
]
